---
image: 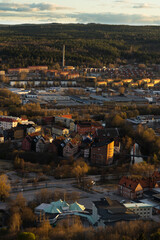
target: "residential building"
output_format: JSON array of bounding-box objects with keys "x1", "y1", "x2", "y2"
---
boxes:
[
  {"x1": 14, "y1": 127, "x2": 24, "y2": 139},
  {"x1": 118, "y1": 176, "x2": 143, "y2": 199},
  {"x1": 36, "y1": 135, "x2": 53, "y2": 153},
  {"x1": 119, "y1": 172, "x2": 160, "y2": 199},
  {"x1": 0, "y1": 135, "x2": 4, "y2": 143},
  {"x1": 124, "y1": 203, "x2": 152, "y2": 218},
  {"x1": 63, "y1": 141, "x2": 78, "y2": 157},
  {"x1": 76, "y1": 121, "x2": 103, "y2": 135},
  {"x1": 28, "y1": 66, "x2": 48, "y2": 71},
  {"x1": 27, "y1": 125, "x2": 41, "y2": 135},
  {"x1": 22, "y1": 133, "x2": 40, "y2": 151},
  {"x1": 96, "y1": 128, "x2": 120, "y2": 154},
  {"x1": 52, "y1": 125, "x2": 69, "y2": 137},
  {"x1": 0, "y1": 116, "x2": 19, "y2": 130},
  {"x1": 55, "y1": 115, "x2": 74, "y2": 129},
  {"x1": 91, "y1": 140, "x2": 114, "y2": 165}
]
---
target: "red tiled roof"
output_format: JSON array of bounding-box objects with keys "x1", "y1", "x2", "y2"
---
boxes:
[
  {"x1": 0, "y1": 117, "x2": 18, "y2": 123},
  {"x1": 119, "y1": 172, "x2": 160, "y2": 191},
  {"x1": 119, "y1": 176, "x2": 142, "y2": 191},
  {"x1": 152, "y1": 171, "x2": 160, "y2": 179}
]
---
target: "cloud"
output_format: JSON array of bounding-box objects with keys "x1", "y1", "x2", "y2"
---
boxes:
[
  {"x1": 71, "y1": 12, "x2": 160, "y2": 25},
  {"x1": 0, "y1": 2, "x2": 73, "y2": 12},
  {"x1": 133, "y1": 3, "x2": 152, "y2": 9},
  {"x1": 0, "y1": 10, "x2": 160, "y2": 25}
]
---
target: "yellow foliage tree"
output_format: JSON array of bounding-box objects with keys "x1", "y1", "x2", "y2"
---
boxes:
[{"x1": 0, "y1": 174, "x2": 11, "y2": 201}]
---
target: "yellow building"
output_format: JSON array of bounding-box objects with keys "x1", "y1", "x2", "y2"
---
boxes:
[
  {"x1": 96, "y1": 81, "x2": 107, "y2": 87},
  {"x1": 122, "y1": 79, "x2": 133, "y2": 83},
  {"x1": 107, "y1": 141, "x2": 114, "y2": 165},
  {"x1": 146, "y1": 83, "x2": 154, "y2": 87},
  {"x1": 142, "y1": 78, "x2": 151, "y2": 83},
  {"x1": 153, "y1": 79, "x2": 160, "y2": 85},
  {"x1": 113, "y1": 81, "x2": 123, "y2": 87}
]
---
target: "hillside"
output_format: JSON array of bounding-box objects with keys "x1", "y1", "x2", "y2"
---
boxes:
[{"x1": 0, "y1": 23, "x2": 160, "y2": 68}]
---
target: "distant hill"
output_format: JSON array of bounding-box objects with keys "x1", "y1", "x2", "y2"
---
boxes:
[{"x1": 0, "y1": 23, "x2": 160, "y2": 68}]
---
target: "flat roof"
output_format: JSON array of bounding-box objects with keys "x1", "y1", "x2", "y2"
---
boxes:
[
  {"x1": 124, "y1": 203, "x2": 153, "y2": 208},
  {"x1": 139, "y1": 199, "x2": 159, "y2": 207}
]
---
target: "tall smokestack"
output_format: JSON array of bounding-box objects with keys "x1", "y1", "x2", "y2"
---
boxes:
[{"x1": 62, "y1": 44, "x2": 65, "y2": 69}]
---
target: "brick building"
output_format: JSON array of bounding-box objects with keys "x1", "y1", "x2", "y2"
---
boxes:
[
  {"x1": 118, "y1": 176, "x2": 143, "y2": 200},
  {"x1": 118, "y1": 172, "x2": 160, "y2": 200},
  {"x1": 76, "y1": 121, "x2": 103, "y2": 135},
  {"x1": 91, "y1": 140, "x2": 114, "y2": 165}
]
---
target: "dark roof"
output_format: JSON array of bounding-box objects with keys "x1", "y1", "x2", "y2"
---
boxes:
[
  {"x1": 92, "y1": 139, "x2": 113, "y2": 148},
  {"x1": 93, "y1": 198, "x2": 139, "y2": 224},
  {"x1": 96, "y1": 128, "x2": 120, "y2": 138}
]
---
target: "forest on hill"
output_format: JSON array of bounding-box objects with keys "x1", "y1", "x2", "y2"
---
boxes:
[{"x1": 0, "y1": 23, "x2": 160, "y2": 69}]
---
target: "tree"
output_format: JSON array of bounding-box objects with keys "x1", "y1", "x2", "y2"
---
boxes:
[
  {"x1": 18, "y1": 232, "x2": 36, "y2": 240},
  {"x1": 151, "y1": 230, "x2": 160, "y2": 240},
  {"x1": 21, "y1": 207, "x2": 36, "y2": 228},
  {"x1": 0, "y1": 174, "x2": 11, "y2": 201},
  {"x1": 111, "y1": 114, "x2": 124, "y2": 127},
  {"x1": 119, "y1": 87, "x2": 125, "y2": 95},
  {"x1": 14, "y1": 156, "x2": 25, "y2": 170},
  {"x1": 10, "y1": 193, "x2": 26, "y2": 211},
  {"x1": 37, "y1": 219, "x2": 52, "y2": 239},
  {"x1": 35, "y1": 189, "x2": 53, "y2": 204},
  {"x1": 130, "y1": 162, "x2": 155, "y2": 178},
  {"x1": 72, "y1": 159, "x2": 89, "y2": 184},
  {"x1": 9, "y1": 212, "x2": 21, "y2": 232}
]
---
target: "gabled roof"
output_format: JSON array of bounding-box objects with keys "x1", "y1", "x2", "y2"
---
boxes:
[
  {"x1": 69, "y1": 202, "x2": 85, "y2": 211},
  {"x1": 45, "y1": 205, "x2": 61, "y2": 214},
  {"x1": 51, "y1": 199, "x2": 69, "y2": 209},
  {"x1": 119, "y1": 176, "x2": 142, "y2": 191},
  {"x1": 152, "y1": 171, "x2": 160, "y2": 179}
]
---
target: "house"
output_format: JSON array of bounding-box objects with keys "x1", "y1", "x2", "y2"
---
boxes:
[
  {"x1": 92, "y1": 198, "x2": 139, "y2": 227},
  {"x1": 119, "y1": 172, "x2": 160, "y2": 199},
  {"x1": 36, "y1": 135, "x2": 53, "y2": 153},
  {"x1": 28, "y1": 66, "x2": 48, "y2": 71},
  {"x1": 0, "y1": 116, "x2": 19, "y2": 130},
  {"x1": 0, "y1": 134, "x2": 4, "y2": 143},
  {"x1": 81, "y1": 135, "x2": 93, "y2": 158},
  {"x1": 13, "y1": 127, "x2": 24, "y2": 139},
  {"x1": 3, "y1": 129, "x2": 14, "y2": 141},
  {"x1": 63, "y1": 141, "x2": 78, "y2": 157},
  {"x1": 96, "y1": 81, "x2": 107, "y2": 87},
  {"x1": 91, "y1": 140, "x2": 114, "y2": 165},
  {"x1": 55, "y1": 115, "x2": 75, "y2": 129},
  {"x1": 76, "y1": 121, "x2": 103, "y2": 135},
  {"x1": 122, "y1": 79, "x2": 133, "y2": 84},
  {"x1": 52, "y1": 125, "x2": 69, "y2": 137},
  {"x1": 22, "y1": 133, "x2": 40, "y2": 151},
  {"x1": 22, "y1": 135, "x2": 32, "y2": 151},
  {"x1": 124, "y1": 203, "x2": 152, "y2": 218},
  {"x1": 36, "y1": 137, "x2": 46, "y2": 153},
  {"x1": 27, "y1": 125, "x2": 41, "y2": 135},
  {"x1": 118, "y1": 176, "x2": 143, "y2": 199}
]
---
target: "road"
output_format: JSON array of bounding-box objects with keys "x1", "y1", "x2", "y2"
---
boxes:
[{"x1": 9, "y1": 175, "x2": 122, "y2": 209}]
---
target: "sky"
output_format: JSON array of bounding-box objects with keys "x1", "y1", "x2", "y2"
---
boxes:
[{"x1": 0, "y1": 0, "x2": 160, "y2": 25}]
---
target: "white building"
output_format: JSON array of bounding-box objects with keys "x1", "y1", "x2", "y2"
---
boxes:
[
  {"x1": 124, "y1": 203, "x2": 152, "y2": 218},
  {"x1": 0, "y1": 116, "x2": 30, "y2": 130},
  {"x1": 0, "y1": 116, "x2": 20, "y2": 130}
]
